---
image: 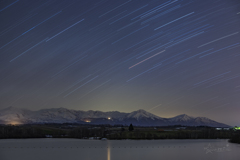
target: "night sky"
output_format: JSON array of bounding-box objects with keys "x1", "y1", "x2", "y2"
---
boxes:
[{"x1": 0, "y1": 0, "x2": 240, "y2": 126}]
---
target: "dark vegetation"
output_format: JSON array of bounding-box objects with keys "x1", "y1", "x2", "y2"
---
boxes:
[
  {"x1": 128, "y1": 123, "x2": 134, "y2": 131},
  {"x1": 0, "y1": 123, "x2": 238, "y2": 144},
  {"x1": 229, "y1": 130, "x2": 240, "y2": 144}
]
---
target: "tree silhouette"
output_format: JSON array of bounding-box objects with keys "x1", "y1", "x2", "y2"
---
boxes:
[{"x1": 129, "y1": 123, "x2": 134, "y2": 131}]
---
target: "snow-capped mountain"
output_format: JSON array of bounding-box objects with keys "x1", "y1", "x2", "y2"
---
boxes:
[
  {"x1": 169, "y1": 114, "x2": 194, "y2": 122},
  {"x1": 124, "y1": 109, "x2": 162, "y2": 120},
  {"x1": 168, "y1": 114, "x2": 228, "y2": 127},
  {"x1": 0, "y1": 106, "x2": 33, "y2": 124},
  {"x1": 0, "y1": 107, "x2": 231, "y2": 127}
]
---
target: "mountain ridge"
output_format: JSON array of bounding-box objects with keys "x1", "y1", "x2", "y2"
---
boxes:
[{"x1": 0, "y1": 107, "x2": 231, "y2": 127}]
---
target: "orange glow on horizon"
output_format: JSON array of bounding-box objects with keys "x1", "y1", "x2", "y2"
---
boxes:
[{"x1": 7, "y1": 121, "x2": 22, "y2": 125}]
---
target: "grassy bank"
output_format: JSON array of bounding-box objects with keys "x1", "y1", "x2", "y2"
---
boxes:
[{"x1": 0, "y1": 124, "x2": 236, "y2": 140}]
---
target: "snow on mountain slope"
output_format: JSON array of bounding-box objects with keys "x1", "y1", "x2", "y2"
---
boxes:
[
  {"x1": 0, "y1": 106, "x2": 32, "y2": 124},
  {"x1": 192, "y1": 117, "x2": 225, "y2": 127},
  {"x1": 125, "y1": 109, "x2": 162, "y2": 120},
  {"x1": 77, "y1": 110, "x2": 127, "y2": 119},
  {"x1": 169, "y1": 114, "x2": 194, "y2": 122},
  {"x1": 31, "y1": 108, "x2": 78, "y2": 123},
  {"x1": 0, "y1": 107, "x2": 231, "y2": 127},
  {"x1": 169, "y1": 114, "x2": 230, "y2": 127}
]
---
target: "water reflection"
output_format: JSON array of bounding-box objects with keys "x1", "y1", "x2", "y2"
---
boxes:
[
  {"x1": 107, "y1": 141, "x2": 111, "y2": 160},
  {"x1": 0, "y1": 139, "x2": 239, "y2": 160},
  {"x1": 107, "y1": 147, "x2": 111, "y2": 160}
]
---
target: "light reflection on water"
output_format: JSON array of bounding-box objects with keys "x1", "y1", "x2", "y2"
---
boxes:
[
  {"x1": 107, "y1": 141, "x2": 111, "y2": 160},
  {"x1": 107, "y1": 146, "x2": 111, "y2": 160}
]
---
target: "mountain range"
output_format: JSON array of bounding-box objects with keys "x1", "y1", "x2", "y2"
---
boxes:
[{"x1": 0, "y1": 106, "x2": 231, "y2": 127}]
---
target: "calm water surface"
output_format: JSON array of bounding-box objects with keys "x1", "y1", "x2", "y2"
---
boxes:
[{"x1": 0, "y1": 139, "x2": 239, "y2": 160}]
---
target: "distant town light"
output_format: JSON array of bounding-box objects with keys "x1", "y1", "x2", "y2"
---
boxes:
[
  {"x1": 85, "y1": 120, "x2": 91, "y2": 123},
  {"x1": 233, "y1": 126, "x2": 240, "y2": 130},
  {"x1": 108, "y1": 117, "x2": 111, "y2": 120},
  {"x1": 8, "y1": 121, "x2": 22, "y2": 125}
]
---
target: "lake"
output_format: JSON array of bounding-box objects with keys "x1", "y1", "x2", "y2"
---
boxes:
[{"x1": 0, "y1": 139, "x2": 239, "y2": 160}]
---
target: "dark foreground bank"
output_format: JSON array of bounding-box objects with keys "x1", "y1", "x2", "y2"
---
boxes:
[{"x1": 0, "y1": 124, "x2": 239, "y2": 143}]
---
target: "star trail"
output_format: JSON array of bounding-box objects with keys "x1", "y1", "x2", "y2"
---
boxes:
[{"x1": 0, "y1": 0, "x2": 240, "y2": 126}]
